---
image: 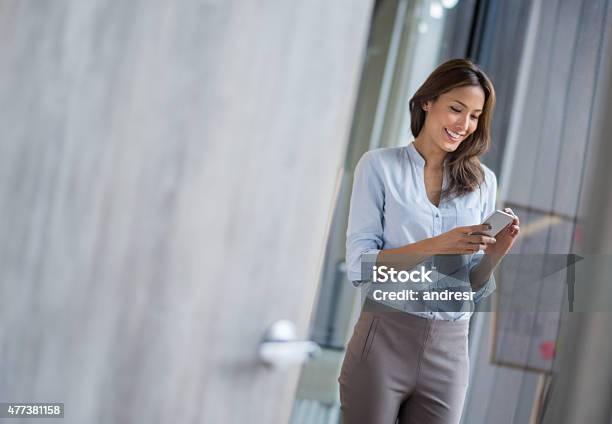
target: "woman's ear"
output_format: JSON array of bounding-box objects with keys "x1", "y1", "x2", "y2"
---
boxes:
[{"x1": 422, "y1": 101, "x2": 431, "y2": 112}]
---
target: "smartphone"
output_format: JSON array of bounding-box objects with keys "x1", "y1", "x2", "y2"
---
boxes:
[{"x1": 476, "y1": 210, "x2": 515, "y2": 237}]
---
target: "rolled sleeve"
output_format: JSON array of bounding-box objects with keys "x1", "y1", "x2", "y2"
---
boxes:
[
  {"x1": 469, "y1": 168, "x2": 498, "y2": 303},
  {"x1": 469, "y1": 253, "x2": 496, "y2": 303},
  {"x1": 345, "y1": 152, "x2": 384, "y2": 286}
]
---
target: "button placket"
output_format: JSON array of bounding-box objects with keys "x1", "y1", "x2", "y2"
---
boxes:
[{"x1": 431, "y1": 208, "x2": 440, "y2": 289}]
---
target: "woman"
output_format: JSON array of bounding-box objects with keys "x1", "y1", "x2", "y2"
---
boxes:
[{"x1": 338, "y1": 59, "x2": 520, "y2": 424}]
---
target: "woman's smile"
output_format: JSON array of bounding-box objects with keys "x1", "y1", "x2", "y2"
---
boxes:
[{"x1": 444, "y1": 127, "x2": 465, "y2": 142}]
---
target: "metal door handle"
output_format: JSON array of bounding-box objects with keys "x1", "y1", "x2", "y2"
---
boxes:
[{"x1": 258, "y1": 320, "x2": 321, "y2": 369}]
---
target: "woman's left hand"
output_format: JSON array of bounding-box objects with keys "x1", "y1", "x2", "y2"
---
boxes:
[{"x1": 484, "y1": 207, "x2": 520, "y2": 257}]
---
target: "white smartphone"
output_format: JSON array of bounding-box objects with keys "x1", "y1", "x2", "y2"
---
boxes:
[{"x1": 476, "y1": 209, "x2": 515, "y2": 237}]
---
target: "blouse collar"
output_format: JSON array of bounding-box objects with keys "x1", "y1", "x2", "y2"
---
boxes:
[{"x1": 406, "y1": 140, "x2": 450, "y2": 168}]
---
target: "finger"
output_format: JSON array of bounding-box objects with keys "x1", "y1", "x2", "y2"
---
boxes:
[
  {"x1": 505, "y1": 225, "x2": 519, "y2": 233},
  {"x1": 468, "y1": 244, "x2": 487, "y2": 252},
  {"x1": 505, "y1": 226, "x2": 517, "y2": 235},
  {"x1": 504, "y1": 207, "x2": 520, "y2": 224},
  {"x1": 461, "y1": 242, "x2": 479, "y2": 253},
  {"x1": 465, "y1": 224, "x2": 491, "y2": 234},
  {"x1": 467, "y1": 234, "x2": 496, "y2": 244}
]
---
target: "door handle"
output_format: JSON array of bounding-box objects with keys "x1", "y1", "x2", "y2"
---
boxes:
[{"x1": 258, "y1": 320, "x2": 321, "y2": 369}]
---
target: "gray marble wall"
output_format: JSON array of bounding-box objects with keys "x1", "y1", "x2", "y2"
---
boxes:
[{"x1": 0, "y1": 1, "x2": 374, "y2": 423}]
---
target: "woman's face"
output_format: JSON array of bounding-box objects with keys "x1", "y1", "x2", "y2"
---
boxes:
[{"x1": 422, "y1": 85, "x2": 485, "y2": 153}]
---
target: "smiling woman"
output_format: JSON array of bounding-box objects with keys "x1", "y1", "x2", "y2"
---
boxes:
[
  {"x1": 339, "y1": 59, "x2": 520, "y2": 424},
  {"x1": 410, "y1": 59, "x2": 496, "y2": 200}
]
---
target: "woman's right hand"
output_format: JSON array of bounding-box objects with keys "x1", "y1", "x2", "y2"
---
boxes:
[{"x1": 429, "y1": 224, "x2": 497, "y2": 254}]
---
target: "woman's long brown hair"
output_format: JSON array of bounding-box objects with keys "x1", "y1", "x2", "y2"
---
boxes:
[{"x1": 409, "y1": 58, "x2": 496, "y2": 199}]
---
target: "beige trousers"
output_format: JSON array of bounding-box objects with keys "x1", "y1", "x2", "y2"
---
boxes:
[{"x1": 338, "y1": 298, "x2": 470, "y2": 424}]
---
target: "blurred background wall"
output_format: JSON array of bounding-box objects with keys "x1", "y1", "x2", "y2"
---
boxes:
[{"x1": 0, "y1": 1, "x2": 374, "y2": 423}]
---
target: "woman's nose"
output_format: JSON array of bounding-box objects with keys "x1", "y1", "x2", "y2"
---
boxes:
[{"x1": 455, "y1": 114, "x2": 470, "y2": 132}]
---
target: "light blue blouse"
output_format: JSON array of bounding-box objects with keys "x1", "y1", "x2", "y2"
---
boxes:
[{"x1": 346, "y1": 141, "x2": 497, "y2": 321}]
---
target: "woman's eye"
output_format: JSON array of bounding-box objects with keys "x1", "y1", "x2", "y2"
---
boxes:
[
  {"x1": 470, "y1": 115, "x2": 479, "y2": 120},
  {"x1": 450, "y1": 106, "x2": 461, "y2": 113}
]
